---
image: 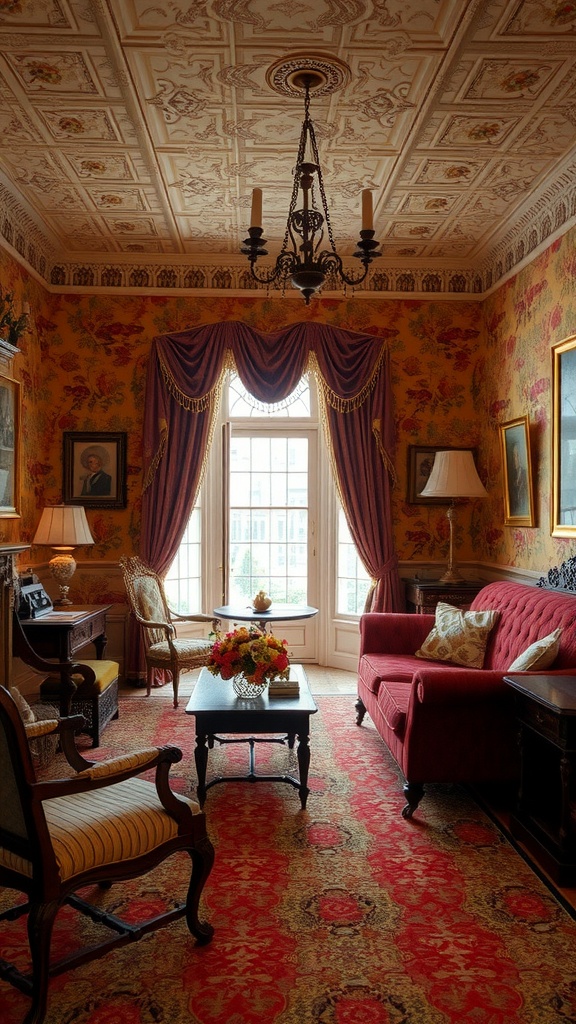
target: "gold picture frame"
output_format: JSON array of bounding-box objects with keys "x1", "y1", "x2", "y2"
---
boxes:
[
  {"x1": 499, "y1": 416, "x2": 535, "y2": 527},
  {"x1": 552, "y1": 334, "x2": 576, "y2": 537},
  {"x1": 0, "y1": 372, "x2": 21, "y2": 518}
]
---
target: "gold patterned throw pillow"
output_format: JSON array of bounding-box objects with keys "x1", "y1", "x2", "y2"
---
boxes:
[
  {"x1": 507, "y1": 627, "x2": 562, "y2": 672},
  {"x1": 415, "y1": 602, "x2": 499, "y2": 668}
]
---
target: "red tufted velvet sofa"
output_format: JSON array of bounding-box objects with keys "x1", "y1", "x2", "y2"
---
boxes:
[{"x1": 356, "y1": 580, "x2": 576, "y2": 818}]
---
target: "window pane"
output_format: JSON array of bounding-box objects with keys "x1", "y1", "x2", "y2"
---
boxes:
[
  {"x1": 336, "y1": 508, "x2": 370, "y2": 616},
  {"x1": 228, "y1": 373, "x2": 310, "y2": 418},
  {"x1": 166, "y1": 505, "x2": 201, "y2": 612},
  {"x1": 228, "y1": 433, "x2": 309, "y2": 606}
]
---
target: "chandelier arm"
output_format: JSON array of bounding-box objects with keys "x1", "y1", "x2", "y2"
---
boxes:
[
  {"x1": 317, "y1": 251, "x2": 369, "y2": 287},
  {"x1": 249, "y1": 252, "x2": 298, "y2": 286}
]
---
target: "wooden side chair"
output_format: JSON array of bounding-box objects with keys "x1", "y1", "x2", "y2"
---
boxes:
[
  {"x1": 0, "y1": 684, "x2": 214, "y2": 1024},
  {"x1": 119, "y1": 554, "x2": 219, "y2": 707}
]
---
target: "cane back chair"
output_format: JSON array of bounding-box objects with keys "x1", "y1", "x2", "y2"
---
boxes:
[
  {"x1": 119, "y1": 555, "x2": 219, "y2": 707},
  {"x1": 0, "y1": 683, "x2": 214, "y2": 1024}
]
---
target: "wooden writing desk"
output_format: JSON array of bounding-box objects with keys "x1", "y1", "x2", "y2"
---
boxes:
[{"x1": 19, "y1": 604, "x2": 111, "y2": 662}]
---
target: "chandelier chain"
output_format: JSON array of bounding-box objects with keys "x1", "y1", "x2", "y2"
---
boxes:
[{"x1": 241, "y1": 63, "x2": 381, "y2": 303}]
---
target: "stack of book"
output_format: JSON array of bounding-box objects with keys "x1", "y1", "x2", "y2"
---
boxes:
[{"x1": 268, "y1": 673, "x2": 300, "y2": 697}]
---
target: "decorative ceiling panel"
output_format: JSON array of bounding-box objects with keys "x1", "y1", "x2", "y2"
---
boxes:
[{"x1": 0, "y1": 0, "x2": 574, "y2": 296}]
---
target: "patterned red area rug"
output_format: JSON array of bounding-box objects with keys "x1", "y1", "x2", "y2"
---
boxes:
[{"x1": 2, "y1": 695, "x2": 576, "y2": 1024}]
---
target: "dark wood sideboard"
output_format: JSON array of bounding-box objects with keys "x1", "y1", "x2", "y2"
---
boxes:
[
  {"x1": 404, "y1": 577, "x2": 484, "y2": 614},
  {"x1": 504, "y1": 673, "x2": 576, "y2": 885}
]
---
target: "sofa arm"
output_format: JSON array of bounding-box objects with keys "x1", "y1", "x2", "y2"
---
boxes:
[
  {"x1": 416, "y1": 668, "x2": 511, "y2": 705},
  {"x1": 360, "y1": 612, "x2": 435, "y2": 656}
]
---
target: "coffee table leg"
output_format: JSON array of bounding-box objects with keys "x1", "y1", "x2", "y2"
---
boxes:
[
  {"x1": 194, "y1": 731, "x2": 209, "y2": 807},
  {"x1": 296, "y1": 729, "x2": 311, "y2": 810}
]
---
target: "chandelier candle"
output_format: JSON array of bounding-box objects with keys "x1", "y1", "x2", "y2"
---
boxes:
[
  {"x1": 362, "y1": 190, "x2": 373, "y2": 232},
  {"x1": 250, "y1": 188, "x2": 263, "y2": 229}
]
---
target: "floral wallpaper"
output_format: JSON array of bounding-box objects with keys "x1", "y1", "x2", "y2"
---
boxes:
[
  {"x1": 477, "y1": 226, "x2": 576, "y2": 571},
  {"x1": 1, "y1": 223, "x2": 576, "y2": 603}
]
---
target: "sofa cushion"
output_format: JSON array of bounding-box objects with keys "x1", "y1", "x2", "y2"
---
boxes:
[
  {"x1": 415, "y1": 602, "x2": 499, "y2": 669},
  {"x1": 359, "y1": 653, "x2": 423, "y2": 695},
  {"x1": 507, "y1": 627, "x2": 562, "y2": 672},
  {"x1": 377, "y1": 681, "x2": 411, "y2": 738}
]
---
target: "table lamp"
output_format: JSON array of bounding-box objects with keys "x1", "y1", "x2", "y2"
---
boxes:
[
  {"x1": 33, "y1": 504, "x2": 94, "y2": 605},
  {"x1": 419, "y1": 450, "x2": 487, "y2": 583}
]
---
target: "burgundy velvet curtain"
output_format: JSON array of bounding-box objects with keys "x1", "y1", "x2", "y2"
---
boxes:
[{"x1": 129, "y1": 320, "x2": 401, "y2": 679}]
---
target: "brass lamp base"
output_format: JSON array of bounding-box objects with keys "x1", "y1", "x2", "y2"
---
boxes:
[
  {"x1": 439, "y1": 502, "x2": 464, "y2": 585},
  {"x1": 438, "y1": 566, "x2": 465, "y2": 584}
]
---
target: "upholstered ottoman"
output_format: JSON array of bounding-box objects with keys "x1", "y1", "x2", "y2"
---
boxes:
[{"x1": 40, "y1": 659, "x2": 119, "y2": 747}]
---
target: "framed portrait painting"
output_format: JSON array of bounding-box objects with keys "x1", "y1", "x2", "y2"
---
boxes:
[
  {"x1": 63, "y1": 432, "x2": 127, "y2": 509},
  {"x1": 499, "y1": 417, "x2": 535, "y2": 527},
  {"x1": 407, "y1": 445, "x2": 473, "y2": 504},
  {"x1": 552, "y1": 334, "x2": 576, "y2": 537},
  {"x1": 0, "y1": 373, "x2": 21, "y2": 518}
]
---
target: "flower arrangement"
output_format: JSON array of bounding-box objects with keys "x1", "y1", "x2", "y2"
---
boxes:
[{"x1": 207, "y1": 625, "x2": 290, "y2": 687}]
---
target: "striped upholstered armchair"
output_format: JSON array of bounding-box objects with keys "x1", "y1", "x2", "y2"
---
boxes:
[{"x1": 0, "y1": 684, "x2": 214, "y2": 1024}]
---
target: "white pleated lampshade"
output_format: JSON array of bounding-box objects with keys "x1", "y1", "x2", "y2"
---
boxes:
[
  {"x1": 33, "y1": 504, "x2": 94, "y2": 547},
  {"x1": 419, "y1": 450, "x2": 487, "y2": 499}
]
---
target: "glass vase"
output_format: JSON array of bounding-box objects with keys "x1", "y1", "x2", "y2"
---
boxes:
[{"x1": 232, "y1": 674, "x2": 267, "y2": 698}]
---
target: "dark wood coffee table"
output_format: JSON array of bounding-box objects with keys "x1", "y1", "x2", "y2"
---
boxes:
[{"x1": 185, "y1": 664, "x2": 317, "y2": 809}]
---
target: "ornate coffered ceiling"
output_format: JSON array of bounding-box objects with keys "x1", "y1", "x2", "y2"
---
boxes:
[{"x1": 0, "y1": 0, "x2": 575, "y2": 297}]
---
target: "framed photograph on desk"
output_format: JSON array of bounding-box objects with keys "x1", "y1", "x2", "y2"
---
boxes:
[{"x1": 63, "y1": 431, "x2": 127, "y2": 509}]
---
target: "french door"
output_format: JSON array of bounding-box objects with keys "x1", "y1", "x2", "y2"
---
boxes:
[{"x1": 222, "y1": 423, "x2": 319, "y2": 661}]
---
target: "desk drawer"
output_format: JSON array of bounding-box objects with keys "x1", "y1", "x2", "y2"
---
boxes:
[{"x1": 69, "y1": 616, "x2": 103, "y2": 653}]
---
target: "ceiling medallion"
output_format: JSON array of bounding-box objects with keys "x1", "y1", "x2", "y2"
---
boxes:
[
  {"x1": 242, "y1": 54, "x2": 380, "y2": 304},
  {"x1": 265, "y1": 52, "x2": 351, "y2": 98}
]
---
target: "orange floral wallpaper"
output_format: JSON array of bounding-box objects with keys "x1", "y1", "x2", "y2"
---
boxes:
[{"x1": 1, "y1": 223, "x2": 575, "y2": 603}]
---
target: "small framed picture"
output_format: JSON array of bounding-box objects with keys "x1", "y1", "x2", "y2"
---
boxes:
[
  {"x1": 63, "y1": 432, "x2": 127, "y2": 509},
  {"x1": 407, "y1": 445, "x2": 473, "y2": 504},
  {"x1": 0, "y1": 372, "x2": 21, "y2": 518},
  {"x1": 499, "y1": 417, "x2": 535, "y2": 527}
]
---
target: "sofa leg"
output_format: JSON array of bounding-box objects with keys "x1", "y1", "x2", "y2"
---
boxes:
[
  {"x1": 402, "y1": 782, "x2": 425, "y2": 819},
  {"x1": 355, "y1": 697, "x2": 366, "y2": 726}
]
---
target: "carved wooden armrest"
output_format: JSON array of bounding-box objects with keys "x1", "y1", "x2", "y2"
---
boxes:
[
  {"x1": 34, "y1": 745, "x2": 182, "y2": 801},
  {"x1": 171, "y1": 612, "x2": 220, "y2": 630},
  {"x1": 133, "y1": 613, "x2": 174, "y2": 637},
  {"x1": 76, "y1": 747, "x2": 168, "y2": 780},
  {"x1": 24, "y1": 718, "x2": 60, "y2": 739}
]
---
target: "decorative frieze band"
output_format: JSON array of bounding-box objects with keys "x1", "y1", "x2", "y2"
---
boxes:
[{"x1": 1, "y1": 175, "x2": 575, "y2": 298}]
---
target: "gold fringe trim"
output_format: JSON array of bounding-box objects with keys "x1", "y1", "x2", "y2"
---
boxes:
[
  {"x1": 372, "y1": 417, "x2": 397, "y2": 485},
  {"x1": 143, "y1": 353, "x2": 232, "y2": 492},
  {"x1": 312, "y1": 343, "x2": 396, "y2": 486},
  {"x1": 308, "y1": 344, "x2": 387, "y2": 413},
  {"x1": 142, "y1": 417, "x2": 167, "y2": 492},
  {"x1": 157, "y1": 349, "x2": 228, "y2": 412}
]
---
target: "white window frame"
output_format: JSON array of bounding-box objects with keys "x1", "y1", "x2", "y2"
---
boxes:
[{"x1": 174, "y1": 371, "x2": 364, "y2": 671}]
